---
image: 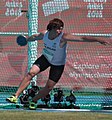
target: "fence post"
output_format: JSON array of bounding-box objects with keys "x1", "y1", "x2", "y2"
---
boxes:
[{"x1": 28, "y1": 0, "x2": 38, "y2": 86}]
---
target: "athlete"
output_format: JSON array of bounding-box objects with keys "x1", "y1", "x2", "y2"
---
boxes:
[{"x1": 6, "y1": 18, "x2": 111, "y2": 110}]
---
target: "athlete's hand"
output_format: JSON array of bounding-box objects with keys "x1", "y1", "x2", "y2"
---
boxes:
[
  {"x1": 98, "y1": 41, "x2": 108, "y2": 45},
  {"x1": 97, "y1": 38, "x2": 112, "y2": 45}
]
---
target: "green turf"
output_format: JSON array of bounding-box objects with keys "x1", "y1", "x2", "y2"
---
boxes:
[{"x1": 0, "y1": 111, "x2": 112, "y2": 120}]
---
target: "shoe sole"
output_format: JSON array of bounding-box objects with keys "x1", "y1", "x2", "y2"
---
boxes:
[
  {"x1": 6, "y1": 98, "x2": 17, "y2": 104},
  {"x1": 29, "y1": 108, "x2": 36, "y2": 110}
]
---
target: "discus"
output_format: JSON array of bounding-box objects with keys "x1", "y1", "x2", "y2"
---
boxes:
[{"x1": 16, "y1": 35, "x2": 27, "y2": 46}]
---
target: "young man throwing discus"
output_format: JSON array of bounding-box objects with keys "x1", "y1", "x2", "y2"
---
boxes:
[{"x1": 6, "y1": 18, "x2": 111, "y2": 110}]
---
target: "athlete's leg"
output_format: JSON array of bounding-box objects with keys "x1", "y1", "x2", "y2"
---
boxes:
[
  {"x1": 15, "y1": 55, "x2": 50, "y2": 98},
  {"x1": 32, "y1": 64, "x2": 65, "y2": 103},
  {"x1": 6, "y1": 64, "x2": 40, "y2": 103},
  {"x1": 15, "y1": 65, "x2": 40, "y2": 98},
  {"x1": 32, "y1": 79, "x2": 56, "y2": 102}
]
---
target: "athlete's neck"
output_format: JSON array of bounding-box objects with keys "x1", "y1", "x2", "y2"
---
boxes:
[{"x1": 48, "y1": 30, "x2": 61, "y2": 40}]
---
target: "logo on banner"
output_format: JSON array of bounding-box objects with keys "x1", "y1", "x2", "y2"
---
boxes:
[{"x1": 42, "y1": 0, "x2": 69, "y2": 16}]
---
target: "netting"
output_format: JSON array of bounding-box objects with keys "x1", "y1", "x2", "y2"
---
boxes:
[{"x1": 0, "y1": 0, "x2": 112, "y2": 109}]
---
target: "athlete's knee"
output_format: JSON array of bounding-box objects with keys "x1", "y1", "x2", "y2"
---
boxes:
[{"x1": 27, "y1": 71, "x2": 36, "y2": 78}]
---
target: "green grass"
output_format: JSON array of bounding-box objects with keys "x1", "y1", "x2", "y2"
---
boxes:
[{"x1": 0, "y1": 110, "x2": 112, "y2": 120}]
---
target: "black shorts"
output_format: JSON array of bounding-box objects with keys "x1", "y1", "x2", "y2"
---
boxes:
[{"x1": 33, "y1": 55, "x2": 65, "y2": 83}]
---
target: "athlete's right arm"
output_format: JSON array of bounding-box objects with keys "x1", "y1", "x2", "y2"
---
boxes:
[{"x1": 27, "y1": 30, "x2": 46, "y2": 41}]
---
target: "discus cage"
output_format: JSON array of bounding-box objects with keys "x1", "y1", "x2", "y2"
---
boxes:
[{"x1": 0, "y1": 0, "x2": 112, "y2": 110}]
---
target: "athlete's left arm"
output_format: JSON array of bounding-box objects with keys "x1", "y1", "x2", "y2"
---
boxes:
[{"x1": 63, "y1": 33, "x2": 112, "y2": 45}]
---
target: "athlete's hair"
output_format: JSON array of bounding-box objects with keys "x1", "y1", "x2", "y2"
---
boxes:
[{"x1": 47, "y1": 18, "x2": 64, "y2": 31}]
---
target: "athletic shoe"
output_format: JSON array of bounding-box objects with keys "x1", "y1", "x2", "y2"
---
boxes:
[
  {"x1": 29, "y1": 101, "x2": 37, "y2": 110},
  {"x1": 6, "y1": 95, "x2": 18, "y2": 104}
]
